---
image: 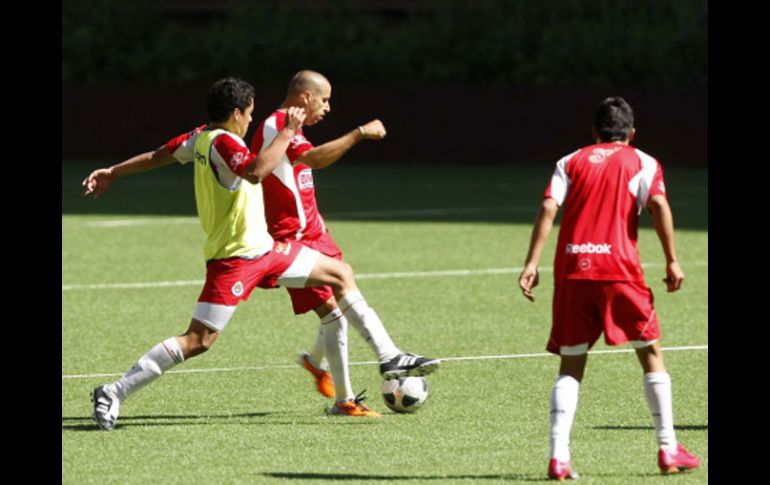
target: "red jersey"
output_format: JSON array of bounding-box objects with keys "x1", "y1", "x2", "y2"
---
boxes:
[
  {"x1": 545, "y1": 143, "x2": 667, "y2": 283},
  {"x1": 250, "y1": 110, "x2": 326, "y2": 241}
]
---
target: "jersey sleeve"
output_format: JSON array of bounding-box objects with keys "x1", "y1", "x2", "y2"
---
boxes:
[
  {"x1": 211, "y1": 133, "x2": 257, "y2": 177},
  {"x1": 286, "y1": 133, "x2": 313, "y2": 163},
  {"x1": 165, "y1": 125, "x2": 206, "y2": 164},
  {"x1": 633, "y1": 149, "x2": 666, "y2": 208},
  {"x1": 544, "y1": 150, "x2": 577, "y2": 205}
]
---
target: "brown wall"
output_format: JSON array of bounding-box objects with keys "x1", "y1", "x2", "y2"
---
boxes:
[{"x1": 62, "y1": 84, "x2": 707, "y2": 166}]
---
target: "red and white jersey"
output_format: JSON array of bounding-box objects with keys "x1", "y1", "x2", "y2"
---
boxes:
[
  {"x1": 166, "y1": 124, "x2": 257, "y2": 185},
  {"x1": 250, "y1": 110, "x2": 326, "y2": 241},
  {"x1": 545, "y1": 143, "x2": 667, "y2": 283}
]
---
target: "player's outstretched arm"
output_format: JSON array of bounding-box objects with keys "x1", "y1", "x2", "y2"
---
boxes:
[
  {"x1": 242, "y1": 107, "x2": 306, "y2": 183},
  {"x1": 81, "y1": 145, "x2": 176, "y2": 199},
  {"x1": 647, "y1": 194, "x2": 684, "y2": 292},
  {"x1": 297, "y1": 119, "x2": 387, "y2": 169},
  {"x1": 519, "y1": 198, "x2": 559, "y2": 302}
]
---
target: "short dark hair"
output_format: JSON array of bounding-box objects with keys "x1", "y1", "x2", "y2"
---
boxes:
[
  {"x1": 593, "y1": 96, "x2": 634, "y2": 142},
  {"x1": 206, "y1": 77, "x2": 255, "y2": 122}
]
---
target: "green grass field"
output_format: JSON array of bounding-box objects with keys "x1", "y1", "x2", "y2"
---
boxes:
[{"x1": 62, "y1": 161, "x2": 708, "y2": 484}]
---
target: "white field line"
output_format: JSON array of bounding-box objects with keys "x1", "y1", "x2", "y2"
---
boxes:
[
  {"x1": 61, "y1": 261, "x2": 707, "y2": 292},
  {"x1": 62, "y1": 344, "x2": 708, "y2": 380}
]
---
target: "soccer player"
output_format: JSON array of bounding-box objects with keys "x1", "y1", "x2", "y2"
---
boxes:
[
  {"x1": 82, "y1": 77, "x2": 383, "y2": 430},
  {"x1": 518, "y1": 97, "x2": 701, "y2": 479},
  {"x1": 250, "y1": 70, "x2": 439, "y2": 414}
]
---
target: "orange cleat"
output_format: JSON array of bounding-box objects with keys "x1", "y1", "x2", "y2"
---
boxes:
[
  {"x1": 298, "y1": 352, "x2": 334, "y2": 398},
  {"x1": 326, "y1": 390, "x2": 382, "y2": 417}
]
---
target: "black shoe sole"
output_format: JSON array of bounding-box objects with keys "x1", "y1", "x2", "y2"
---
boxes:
[{"x1": 381, "y1": 360, "x2": 440, "y2": 380}]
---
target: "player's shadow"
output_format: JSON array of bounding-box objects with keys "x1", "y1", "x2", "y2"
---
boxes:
[
  {"x1": 263, "y1": 472, "x2": 551, "y2": 482},
  {"x1": 593, "y1": 424, "x2": 708, "y2": 431},
  {"x1": 61, "y1": 411, "x2": 382, "y2": 431}
]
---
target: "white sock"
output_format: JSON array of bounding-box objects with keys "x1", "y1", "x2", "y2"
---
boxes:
[
  {"x1": 321, "y1": 309, "x2": 354, "y2": 402},
  {"x1": 308, "y1": 325, "x2": 328, "y2": 371},
  {"x1": 550, "y1": 374, "x2": 580, "y2": 462},
  {"x1": 107, "y1": 337, "x2": 184, "y2": 402},
  {"x1": 643, "y1": 372, "x2": 677, "y2": 452},
  {"x1": 338, "y1": 290, "x2": 400, "y2": 363}
]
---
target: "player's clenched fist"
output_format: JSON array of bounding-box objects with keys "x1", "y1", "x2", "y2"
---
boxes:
[{"x1": 359, "y1": 119, "x2": 387, "y2": 139}]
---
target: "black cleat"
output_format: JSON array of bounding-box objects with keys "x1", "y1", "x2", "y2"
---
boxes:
[{"x1": 379, "y1": 353, "x2": 440, "y2": 380}]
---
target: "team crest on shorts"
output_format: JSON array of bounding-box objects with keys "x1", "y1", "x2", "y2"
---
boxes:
[{"x1": 231, "y1": 281, "x2": 244, "y2": 297}]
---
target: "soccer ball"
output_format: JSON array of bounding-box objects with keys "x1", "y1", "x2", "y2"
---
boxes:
[{"x1": 380, "y1": 376, "x2": 429, "y2": 413}]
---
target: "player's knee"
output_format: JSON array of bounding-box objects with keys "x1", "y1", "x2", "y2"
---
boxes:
[{"x1": 337, "y1": 262, "x2": 355, "y2": 285}]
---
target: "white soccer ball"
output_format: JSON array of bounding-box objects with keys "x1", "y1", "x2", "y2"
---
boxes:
[{"x1": 380, "y1": 376, "x2": 429, "y2": 413}]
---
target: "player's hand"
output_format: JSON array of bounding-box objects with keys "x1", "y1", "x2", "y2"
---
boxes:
[
  {"x1": 285, "y1": 107, "x2": 306, "y2": 134},
  {"x1": 358, "y1": 119, "x2": 387, "y2": 140},
  {"x1": 82, "y1": 168, "x2": 115, "y2": 199},
  {"x1": 519, "y1": 264, "x2": 539, "y2": 302},
  {"x1": 663, "y1": 261, "x2": 684, "y2": 292}
]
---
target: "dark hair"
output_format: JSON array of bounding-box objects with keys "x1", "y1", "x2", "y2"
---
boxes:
[
  {"x1": 593, "y1": 97, "x2": 634, "y2": 142},
  {"x1": 206, "y1": 77, "x2": 255, "y2": 122}
]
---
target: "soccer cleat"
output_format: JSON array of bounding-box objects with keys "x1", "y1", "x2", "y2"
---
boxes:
[
  {"x1": 298, "y1": 352, "x2": 335, "y2": 398},
  {"x1": 658, "y1": 443, "x2": 700, "y2": 474},
  {"x1": 91, "y1": 385, "x2": 120, "y2": 431},
  {"x1": 379, "y1": 353, "x2": 440, "y2": 380},
  {"x1": 548, "y1": 458, "x2": 579, "y2": 481},
  {"x1": 326, "y1": 390, "x2": 382, "y2": 417}
]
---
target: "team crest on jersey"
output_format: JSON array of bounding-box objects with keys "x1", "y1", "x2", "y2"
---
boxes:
[
  {"x1": 588, "y1": 147, "x2": 622, "y2": 164},
  {"x1": 578, "y1": 258, "x2": 591, "y2": 270},
  {"x1": 230, "y1": 151, "x2": 246, "y2": 169},
  {"x1": 290, "y1": 134, "x2": 309, "y2": 150},
  {"x1": 298, "y1": 168, "x2": 314, "y2": 190},
  {"x1": 274, "y1": 242, "x2": 292, "y2": 255},
  {"x1": 231, "y1": 281, "x2": 244, "y2": 297}
]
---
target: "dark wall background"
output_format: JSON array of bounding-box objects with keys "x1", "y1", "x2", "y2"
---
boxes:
[
  {"x1": 62, "y1": 0, "x2": 708, "y2": 166},
  {"x1": 62, "y1": 83, "x2": 706, "y2": 166}
]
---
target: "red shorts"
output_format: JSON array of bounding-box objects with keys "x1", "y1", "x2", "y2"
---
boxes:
[
  {"x1": 197, "y1": 241, "x2": 304, "y2": 306},
  {"x1": 547, "y1": 280, "x2": 660, "y2": 355},
  {"x1": 284, "y1": 231, "x2": 343, "y2": 314}
]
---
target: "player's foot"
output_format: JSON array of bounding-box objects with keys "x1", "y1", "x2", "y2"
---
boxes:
[
  {"x1": 326, "y1": 390, "x2": 382, "y2": 417},
  {"x1": 379, "y1": 353, "x2": 440, "y2": 380},
  {"x1": 658, "y1": 443, "x2": 700, "y2": 474},
  {"x1": 548, "y1": 458, "x2": 579, "y2": 481},
  {"x1": 92, "y1": 385, "x2": 120, "y2": 431},
  {"x1": 298, "y1": 352, "x2": 334, "y2": 398}
]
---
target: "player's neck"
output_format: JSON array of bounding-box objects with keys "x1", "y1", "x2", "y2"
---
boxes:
[{"x1": 210, "y1": 121, "x2": 236, "y2": 134}]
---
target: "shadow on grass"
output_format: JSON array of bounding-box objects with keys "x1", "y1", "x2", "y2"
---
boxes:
[
  {"x1": 61, "y1": 411, "x2": 385, "y2": 431},
  {"x1": 262, "y1": 472, "x2": 551, "y2": 482},
  {"x1": 593, "y1": 424, "x2": 708, "y2": 431}
]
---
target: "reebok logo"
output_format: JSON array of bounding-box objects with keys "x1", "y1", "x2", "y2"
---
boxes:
[{"x1": 565, "y1": 242, "x2": 612, "y2": 255}]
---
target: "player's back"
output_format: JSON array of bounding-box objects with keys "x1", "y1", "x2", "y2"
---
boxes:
[{"x1": 550, "y1": 143, "x2": 662, "y2": 282}]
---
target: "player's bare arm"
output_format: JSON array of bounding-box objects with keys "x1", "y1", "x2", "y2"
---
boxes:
[
  {"x1": 647, "y1": 194, "x2": 684, "y2": 292},
  {"x1": 519, "y1": 197, "x2": 560, "y2": 301},
  {"x1": 297, "y1": 119, "x2": 387, "y2": 170},
  {"x1": 242, "y1": 106, "x2": 306, "y2": 183},
  {"x1": 81, "y1": 145, "x2": 176, "y2": 199}
]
